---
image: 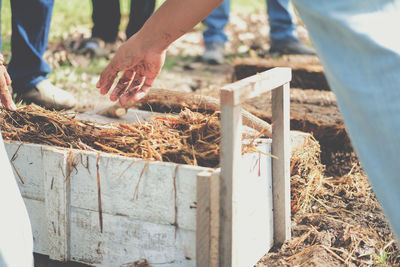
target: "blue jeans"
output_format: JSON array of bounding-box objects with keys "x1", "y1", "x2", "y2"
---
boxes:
[
  {"x1": 203, "y1": 0, "x2": 298, "y2": 44},
  {"x1": 0, "y1": 0, "x2": 54, "y2": 93},
  {"x1": 293, "y1": 0, "x2": 400, "y2": 240}
]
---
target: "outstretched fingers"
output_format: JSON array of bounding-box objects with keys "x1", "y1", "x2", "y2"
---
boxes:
[
  {"x1": 0, "y1": 74, "x2": 16, "y2": 110},
  {"x1": 137, "y1": 76, "x2": 157, "y2": 100},
  {"x1": 3, "y1": 71, "x2": 11, "y2": 86},
  {"x1": 97, "y1": 64, "x2": 119, "y2": 95},
  {"x1": 110, "y1": 70, "x2": 135, "y2": 101},
  {"x1": 119, "y1": 73, "x2": 157, "y2": 105},
  {"x1": 119, "y1": 74, "x2": 146, "y2": 105}
]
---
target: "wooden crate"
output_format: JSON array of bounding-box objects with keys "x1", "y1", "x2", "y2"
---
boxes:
[{"x1": 5, "y1": 67, "x2": 292, "y2": 267}]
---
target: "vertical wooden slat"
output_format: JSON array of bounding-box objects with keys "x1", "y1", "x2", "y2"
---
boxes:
[
  {"x1": 196, "y1": 171, "x2": 212, "y2": 267},
  {"x1": 196, "y1": 170, "x2": 221, "y2": 267},
  {"x1": 219, "y1": 104, "x2": 242, "y2": 267},
  {"x1": 209, "y1": 171, "x2": 220, "y2": 267},
  {"x1": 272, "y1": 82, "x2": 291, "y2": 245},
  {"x1": 43, "y1": 149, "x2": 71, "y2": 261}
]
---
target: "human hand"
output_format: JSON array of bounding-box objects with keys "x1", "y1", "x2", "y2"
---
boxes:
[
  {"x1": 0, "y1": 55, "x2": 16, "y2": 110},
  {"x1": 96, "y1": 35, "x2": 166, "y2": 105}
]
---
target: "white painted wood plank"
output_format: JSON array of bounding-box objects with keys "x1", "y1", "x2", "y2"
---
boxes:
[
  {"x1": 42, "y1": 148, "x2": 71, "y2": 261},
  {"x1": 219, "y1": 104, "x2": 242, "y2": 267},
  {"x1": 24, "y1": 198, "x2": 48, "y2": 255},
  {"x1": 236, "y1": 141, "x2": 274, "y2": 266},
  {"x1": 69, "y1": 152, "x2": 206, "y2": 231},
  {"x1": 4, "y1": 142, "x2": 45, "y2": 201},
  {"x1": 221, "y1": 67, "x2": 291, "y2": 106},
  {"x1": 175, "y1": 166, "x2": 202, "y2": 232},
  {"x1": 196, "y1": 171, "x2": 212, "y2": 267},
  {"x1": 209, "y1": 170, "x2": 220, "y2": 267},
  {"x1": 69, "y1": 207, "x2": 195, "y2": 267},
  {"x1": 272, "y1": 83, "x2": 291, "y2": 244}
]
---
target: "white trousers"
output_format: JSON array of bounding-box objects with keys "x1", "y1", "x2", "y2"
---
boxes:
[{"x1": 0, "y1": 133, "x2": 33, "y2": 267}]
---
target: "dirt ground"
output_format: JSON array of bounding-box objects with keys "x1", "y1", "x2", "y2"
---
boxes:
[{"x1": 36, "y1": 11, "x2": 400, "y2": 267}]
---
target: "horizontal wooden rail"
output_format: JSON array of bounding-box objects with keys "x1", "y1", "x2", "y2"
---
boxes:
[{"x1": 220, "y1": 67, "x2": 291, "y2": 106}]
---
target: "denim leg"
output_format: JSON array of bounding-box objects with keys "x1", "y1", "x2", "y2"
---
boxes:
[
  {"x1": 267, "y1": 0, "x2": 298, "y2": 42},
  {"x1": 8, "y1": 0, "x2": 54, "y2": 93},
  {"x1": 293, "y1": 0, "x2": 400, "y2": 240},
  {"x1": 126, "y1": 0, "x2": 156, "y2": 38},
  {"x1": 91, "y1": 0, "x2": 121, "y2": 43},
  {"x1": 203, "y1": 0, "x2": 231, "y2": 45}
]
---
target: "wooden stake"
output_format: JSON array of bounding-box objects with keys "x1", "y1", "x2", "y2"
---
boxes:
[
  {"x1": 219, "y1": 67, "x2": 291, "y2": 266},
  {"x1": 272, "y1": 83, "x2": 291, "y2": 245}
]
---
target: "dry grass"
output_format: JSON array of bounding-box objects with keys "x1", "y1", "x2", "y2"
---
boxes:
[
  {"x1": 0, "y1": 104, "x2": 262, "y2": 168},
  {"x1": 260, "y1": 138, "x2": 400, "y2": 266}
]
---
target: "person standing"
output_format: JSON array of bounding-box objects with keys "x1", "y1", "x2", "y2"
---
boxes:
[
  {"x1": 82, "y1": 0, "x2": 156, "y2": 55},
  {"x1": 202, "y1": 0, "x2": 316, "y2": 64},
  {"x1": 3, "y1": 0, "x2": 76, "y2": 110}
]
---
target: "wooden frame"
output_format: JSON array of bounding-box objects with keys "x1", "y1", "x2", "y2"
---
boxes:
[
  {"x1": 6, "y1": 138, "x2": 274, "y2": 267},
  {"x1": 219, "y1": 67, "x2": 291, "y2": 266},
  {"x1": 5, "y1": 67, "x2": 291, "y2": 267}
]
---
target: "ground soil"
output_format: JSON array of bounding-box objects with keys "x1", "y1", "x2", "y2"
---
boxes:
[
  {"x1": 131, "y1": 54, "x2": 400, "y2": 266},
  {"x1": 34, "y1": 12, "x2": 399, "y2": 266},
  {"x1": 230, "y1": 56, "x2": 400, "y2": 266}
]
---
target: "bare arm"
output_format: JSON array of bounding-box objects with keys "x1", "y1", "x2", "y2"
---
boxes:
[
  {"x1": 97, "y1": 0, "x2": 223, "y2": 105},
  {"x1": 138, "y1": 0, "x2": 224, "y2": 52}
]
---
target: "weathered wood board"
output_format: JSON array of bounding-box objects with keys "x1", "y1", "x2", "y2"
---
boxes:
[
  {"x1": 4, "y1": 68, "x2": 295, "y2": 267},
  {"x1": 233, "y1": 56, "x2": 329, "y2": 90},
  {"x1": 4, "y1": 138, "x2": 273, "y2": 267}
]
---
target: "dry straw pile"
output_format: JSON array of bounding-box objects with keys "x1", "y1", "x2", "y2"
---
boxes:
[
  {"x1": 0, "y1": 105, "x2": 225, "y2": 167},
  {"x1": 265, "y1": 140, "x2": 400, "y2": 266},
  {"x1": 0, "y1": 104, "x2": 261, "y2": 168}
]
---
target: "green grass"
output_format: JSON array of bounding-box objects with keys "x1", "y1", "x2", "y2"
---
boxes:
[
  {"x1": 50, "y1": 1, "x2": 92, "y2": 40},
  {"x1": 375, "y1": 249, "x2": 389, "y2": 266},
  {"x1": 1, "y1": 0, "x2": 11, "y2": 52},
  {"x1": 232, "y1": 0, "x2": 265, "y2": 14}
]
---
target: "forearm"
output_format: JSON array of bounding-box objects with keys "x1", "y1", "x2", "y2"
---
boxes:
[
  {"x1": 129, "y1": 0, "x2": 223, "y2": 52},
  {"x1": 97, "y1": 0, "x2": 223, "y2": 104}
]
